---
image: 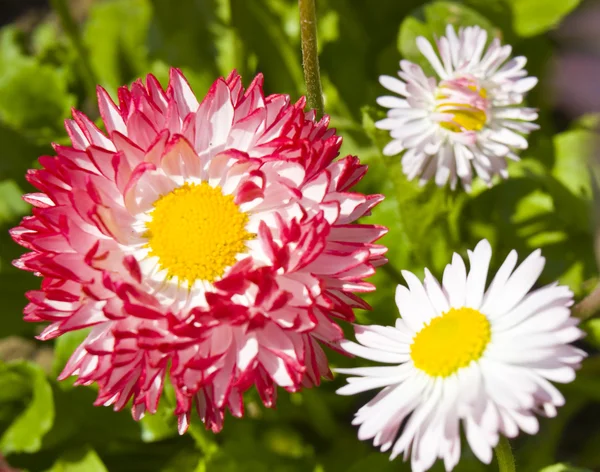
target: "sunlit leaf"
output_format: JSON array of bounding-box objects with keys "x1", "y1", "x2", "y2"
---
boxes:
[
  {"x1": 0, "y1": 180, "x2": 28, "y2": 226},
  {"x1": 553, "y1": 130, "x2": 595, "y2": 200},
  {"x1": 505, "y1": 0, "x2": 580, "y2": 37},
  {"x1": 44, "y1": 447, "x2": 108, "y2": 472},
  {"x1": 539, "y1": 463, "x2": 593, "y2": 472},
  {"x1": 83, "y1": 0, "x2": 152, "y2": 91},
  {"x1": 140, "y1": 399, "x2": 177, "y2": 443},
  {"x1": 0, "y1": 57, "x2": 74, "y2": 138},
  {"x1": 0, "y1": 361, "x2": 54, "y2": 455}
]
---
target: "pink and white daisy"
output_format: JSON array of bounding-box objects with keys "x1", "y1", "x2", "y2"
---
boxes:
[
  {"x1": 376, "y1": 25, "x2": 539, "y2": 190},
  {"x1": 336, "y1": 240, "x2": 585, "y2": 472},
  {"x1": 11, "y1": 68, "x2": 386, "y2": 432}
]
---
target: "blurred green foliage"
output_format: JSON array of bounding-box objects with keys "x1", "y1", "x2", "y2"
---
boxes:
[{"x1": 0, "y1": 0, "x2": 598, "y2": 470}]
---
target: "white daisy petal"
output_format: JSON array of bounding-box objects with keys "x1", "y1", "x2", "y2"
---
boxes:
[
  {"x1": 382, "y1": 139, "x2": 405, "y2": 156},
  {"x1": 423, "y1": 268, "x2": 450, "y2": 316},
  {"x1": 513, "y1": 76, "x2": 538, "y2": 93},
  {"x1": 416, "y1": 36, "x2": 449, "y2": 79},
  {"x1": 480, "y1": 249, "x2": 518, "y2": 315},
  {"x1": 486, "y1": 249, "x2": 545, "y2": 318},
  {"x1": 336, "y1": 240, "x2": 584, "y2": 472},
  {"x1": 339, "y1": 340, "x2": 407, "y2": 364},
  {"x1": 376, "y1": 96, "x2": 409, "y2": 109},
  {"x1": 465, "y1": 414, "x2": 494, "y2": 464},
  {"x1": 465, "y1": 239, "x2": 492, "y2": 309},
  {"x1": 336, "y1": 373, "x2": 411, "y2": 396},
  {"x1": 443, "y1": 253, "x2": 468, "y2": 308},
  {"x1": 395, "y1": 284, "x2": 427, "y2": 332},
  {"x1": 401, "y1": 270, "x2": 439, "y2": 323},
  {"x1": 335, "y1": 364, "x2": 412, "y2": 377},
  {"x1": 379, "y1": 75, "x2": 408, "y2": 96}
]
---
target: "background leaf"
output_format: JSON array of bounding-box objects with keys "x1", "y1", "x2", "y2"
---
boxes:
[
  {"x1": 0, "y1": 361, "x2": 54, "y2": 455},
  {"x1": 83, "y1": 0, "x2": 152, "y2": 90},
  {"x1": 539, "y1": 464, "x2": 594, "y2": 472},
  {"x1": 45, "y1": 447, "x2": 108, "y2": 472},
  {"x1": 505, "y1": 0, "x2": 580, "y2": 37}
]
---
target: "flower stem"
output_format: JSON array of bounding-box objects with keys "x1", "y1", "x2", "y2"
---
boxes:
[
  {"x1": 51, "y1": 0, "x2": 97, "y2": 100},
  {"x1": 495, "y1": 437, "x2": 516, "y2": 472},
  {"x1": 572, "y1": 283, "x2": 600, "y2": 321},
  {"x1": 298, "y1": 0, "x2": 324, "y2": 118}
]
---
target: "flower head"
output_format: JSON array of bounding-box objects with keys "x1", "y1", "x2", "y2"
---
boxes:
[
  {"x1": 376, "y1": 25, "x2": 539, "y2": 190},
  {"x1": 336, "y1": 240, "x2": 584, "y2": 472},
  {"x1": 11, "y1": 68, "x2": 386, "y2": 432}
]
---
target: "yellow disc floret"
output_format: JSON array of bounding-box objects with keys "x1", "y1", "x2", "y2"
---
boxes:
[
  {"x1": 145, "y1": 182, "x2": 252, "y2": 285},
  {"x1": 436, "y1": 84, "x2": 488, "y2": 132},
  {"x1": 410, "y1": 307, "x2": 491, "y2": 377}
]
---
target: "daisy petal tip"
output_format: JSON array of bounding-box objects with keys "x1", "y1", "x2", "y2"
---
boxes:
[{"x1": 474, "y1": 238, "x2": 492, "y2": 254}]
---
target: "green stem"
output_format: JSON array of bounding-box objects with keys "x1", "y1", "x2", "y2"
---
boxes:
[
  {"x1": 572, "y1": 283, "x2": 600, "y2": 321},
  {"x1": 51, "y1": 0, "x2": 97, "y2": 100},
  {"x1": 298, "y1": 0, "x2": 324, "y2": 118},
  {"x1": 495, "y1": 437, "x2": 516, "y2": 472}
]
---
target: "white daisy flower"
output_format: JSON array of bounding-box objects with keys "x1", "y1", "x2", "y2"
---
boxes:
[
  {"x1": 376, "y1": 25, "x2": 539, "y2": 190},
  {"x1": 336, "y1": 240, "x2": 585, "y2": 472}
]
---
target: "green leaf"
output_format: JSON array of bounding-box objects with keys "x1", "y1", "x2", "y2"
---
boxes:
[
  {"x1": 31, "y1": 20, "x2": 76, "y2": 68},
  {"x1": 40, "y1": 379, "x2": 141, "y2": 453},
  {"x1": 517, "y1": 396, "x2": 585, "y2": 471},
  {"x1": 0, "y1": 361, "x2": 54, "y2": 455},
  {"x1": 506, "y1": 0, "x2": 580, "y2": 37},
  {"x1": 345, "y1": 452, "x2": 409, "y2": 472},
  {"x1": 0, "y1": 59, "x2": 74, "y2": 138},
  {"x1": 0, "y1": 27, "x2": 27, "y2": 69},
  {"x1": 539, "y1": 464, "x2": 593, "y2": 472},
  {"x1": 583, "y1": 319, "x2": 600, "y2": 348},
  {"x1": 317, "y1": 10, "x2": 340, "y2": 52},
  {"x1": 299, "y1": 389, "x2": 338, "y2": 440},
  {"x1": 553, "y1": 130, "x2": 595, "y2": 200},
  {"x1": 31, "y1": 21, "x2": 62, "y2": 59},
  {"x1": 231, "y1": 0, "x2": 304, "y2": 97},
  {"x1": 262, "y1": 426, "x2": 307, "y2": 459},
  {"x1": 0, "y1": 180, "x2": 28, "y2": 226},
  {"x1": 359, "y1": 107, "x2": 410, "y2": 267},
  {"x1": 139, "y1": 399, "x2": 177, "y2": 443},
  {"x1": 0, "y1": 123, "x2": 51, "y2": 184},
  {"x1": 319, "y1": 1, "x2": 370, "y2": 119},
  {"x1": 83, "y1": 0, "x2": 152, "y2": 90},
  {"x1": 573, "y1": 113, "x2": 600, "y2": 131},
  {"x1": 0, "y1": 26, "x2": 74, "y2": 138},
  {"x1": 161, "y1": 448, "x2": 203, "y2": 472},
  {"x1": 421, "y1": 2, "x2": 496, "y2": 38},
  {"x1": 0, "y1": 267, "x2": 38, "y2": 339},
  {"x1": 203, "y1": 441, "x2": 314, "y2": 472},
  {"x1": 463, "y1": 157, "x2": 595, "y2": 292},
  {"x1": 44, "y1": 446, "x2": 108, "y2": 472},
  {"x1": 398, "y1": 2, "x2": 497, "y2": 70}
]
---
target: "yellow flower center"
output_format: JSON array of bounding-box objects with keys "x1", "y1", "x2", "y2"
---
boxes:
[
  {"x1": 145, "y1": 182, "x2": 252, "y2": 285},
  {"x1": 436, "y1": 82, "x2": 488, "y2": 132},
  {"x1": 410, "y1": 307, "x2": 491, "y2": 377}
]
